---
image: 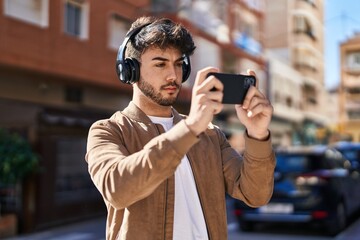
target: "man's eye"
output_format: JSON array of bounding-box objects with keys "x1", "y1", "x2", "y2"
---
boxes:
[
  {"x1": 176, "y1": 62, "x2": 183, "y2": 67},
  {"x1": 155, "y1": 63, "x2": 166, "y2": 67}
]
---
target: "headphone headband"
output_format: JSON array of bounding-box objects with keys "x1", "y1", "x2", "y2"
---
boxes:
[
  {"x1": 116, "y1": 23, "x2": 152, "y2": 69},
  {"x1": 115, "y1": 22, "x2": 191, "y2": 84}
]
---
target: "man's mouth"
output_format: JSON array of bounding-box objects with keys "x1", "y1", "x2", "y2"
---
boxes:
[
  {"x1": 164, "y1": 87, "x2": 177, "y2": 90},
  {"x1": 162, "y1": 83, "x2": 179, "y2": 92}
]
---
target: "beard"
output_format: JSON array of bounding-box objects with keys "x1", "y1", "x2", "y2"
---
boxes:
[{"x1": 137, "y1": 77, "x2": 181, "y2": 106}]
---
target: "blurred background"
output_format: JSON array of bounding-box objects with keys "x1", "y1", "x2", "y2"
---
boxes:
[{"x1": 0, "y1": 0, "x2": 360, "y2": 239}]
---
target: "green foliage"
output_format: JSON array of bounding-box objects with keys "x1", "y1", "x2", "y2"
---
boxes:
[{"x1": 0, "y1": 129, "x2": 39, "y2": 184}]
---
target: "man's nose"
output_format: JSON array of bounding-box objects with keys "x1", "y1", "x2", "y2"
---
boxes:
[{"x1": 166, "y1": 66, "x2": 178, "y2": 82}]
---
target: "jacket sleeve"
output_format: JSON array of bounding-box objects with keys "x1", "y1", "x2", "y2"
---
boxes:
[
  {"x1": 222, "y1": 130, "x2": 276, "y2": 207},
  {"x1": 85, "y1": 119, "x2": 199, "y2": 210}
]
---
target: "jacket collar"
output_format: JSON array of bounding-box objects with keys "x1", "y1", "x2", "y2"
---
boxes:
[{"x1": 121, "y1": 101, "x2": 184, "y2": 125}]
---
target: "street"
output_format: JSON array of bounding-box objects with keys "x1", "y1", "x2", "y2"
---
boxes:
[
  {"x1": 6, "y1": 215, "x2": 360, "y2": 240},
  {"x1": 227, "y1": 220, "x2": 360, "y2": 240},
  {"x1": 6, "y1": 197, "x2": 360, "y2": 240},
  {"x1": 226, "y1": 196, "x2": 360, "y2": 240}
]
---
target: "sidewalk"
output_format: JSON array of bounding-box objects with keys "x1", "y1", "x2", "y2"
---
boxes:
[
  {"x1": 5, "y1": 216, "x2": 107, "y2": 240},
  {"x1": 5, "y1": 214, "x2": 360, "y2": 240}
]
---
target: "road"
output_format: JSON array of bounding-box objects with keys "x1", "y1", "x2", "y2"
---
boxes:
[
  {"x1": 227, "y1": 220, "x2": 360, "y2": 240},
  {"x1": 5, "y1": 197, "x2": 360, "y2": 240},
  {"x1": 226, "y1": 196, "x2": 360, "y2": 240}
]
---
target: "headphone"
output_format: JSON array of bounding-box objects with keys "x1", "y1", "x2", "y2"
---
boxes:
[{"x1": 115, "y1": 23, "x2": 191, "y2": 84}]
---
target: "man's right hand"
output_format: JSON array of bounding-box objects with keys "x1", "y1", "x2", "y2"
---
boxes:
[{"x1": 185, "y1": 67, "x2": 224, "y2": 136}]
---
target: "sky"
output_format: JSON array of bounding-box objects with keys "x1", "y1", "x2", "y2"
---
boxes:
[{"x1": 325, "y1": 0, "x2": 360, "y2": 89}]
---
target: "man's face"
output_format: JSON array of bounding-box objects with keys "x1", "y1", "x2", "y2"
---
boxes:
[{"x1": 136, "y1": 47, "x2": 184, "y2": 106}]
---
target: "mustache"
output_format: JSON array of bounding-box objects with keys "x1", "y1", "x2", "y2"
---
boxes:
[{"x1": 161, "y1": 82, "x2": 180, "y2": 89}]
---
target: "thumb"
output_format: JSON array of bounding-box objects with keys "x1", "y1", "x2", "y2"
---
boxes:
[{"x1": 235, "y1": 105, "x2": 250, "y2": 122}]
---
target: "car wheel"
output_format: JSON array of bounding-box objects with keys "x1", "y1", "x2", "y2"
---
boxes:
[
  {"x1": 239, "y1": 220, "x2": 255, "y2": 232},
  {"x1": 327, "y1": 202, "x2": 347, "y2": 236}
]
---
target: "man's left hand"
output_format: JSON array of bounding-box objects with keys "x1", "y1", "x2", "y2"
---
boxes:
[{"x1": 235, "y1": 69, "x2": 273, "y2": 140}]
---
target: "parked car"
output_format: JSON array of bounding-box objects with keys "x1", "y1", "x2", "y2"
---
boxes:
[
  {"x1": 331, "y1": 141, "x2": 360, "y2": 171},
  {"x1": 233, "y1": 145, "x2": 360, "y2": 236}
]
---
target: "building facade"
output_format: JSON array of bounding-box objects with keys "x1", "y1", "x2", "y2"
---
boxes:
[
  {"x1": 339, "y1": 33, "x2": 360, "y2": 142},
  {"x1": 0, "y1": 0, "x2": 151, "y2": 233},
  {"x1": 264, "y1": 0, "x2": 330, "y2": 145},
  {"x1": 266, "y1": 51, "x2": 305, "y2": 146},
  {"x1": 0, "y1": 0, "x2": 268, "y2": 234}
]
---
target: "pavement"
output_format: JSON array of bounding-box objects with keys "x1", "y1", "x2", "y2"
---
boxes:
[
  {"x1": 5, "y1": 210, "x2": 360, "y2": 240},
  {"x1": 4, "y1": 216, "x2": 107, "y2": 240}
]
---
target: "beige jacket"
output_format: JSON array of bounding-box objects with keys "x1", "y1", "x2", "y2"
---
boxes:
[{"x1": 85, "y1": 102, "x2": 276, "y2": 240}]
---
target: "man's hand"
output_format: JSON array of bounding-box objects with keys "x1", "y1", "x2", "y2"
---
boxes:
[
  {"x1": 185, "y1": 67, "x2": 224, "y2": 136},
  {"x1": 235, "y1": 69, "x2": 273, "y2": 140}
]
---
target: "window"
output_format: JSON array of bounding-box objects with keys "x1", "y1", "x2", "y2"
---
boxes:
[
  {"x1": 152, "y1": 0, "x2": 177, "y2": 13},
  {"x1": 63, "y1": 0, "x2": 89, "y2": 39},
  {"x1": 276, "y1": 155, "x2": 306, "y2": 173},
  {"x1": 299, "y1": 0, "x2": 316, "y2": 7},
  {"x1": 108, "y1": 14, "x2": 129, "y2": 50},
  {"x1": 65, "y1": 86, "x2": 83, "y2": 103},
  {"x1": 294, "y1": 15, "x2": 316, "y2": 40},
  {"x1": 286, "y1": 97, "x2": 293, "y2": 107},
  {"x1": 306, "y1": 0, "x2": 316, "y2": 7},
  {"x1": 294, "y1": 16, "x2": 305, "y2": 33},
  {"x1": 4, "y1": 0, "x2": 49, "y2": 27},
  {"x1": 55, "y1": 137, "x2": 99, "y2": 204},
  {"x1": 348, "y1": 110, "x2": 360, "y2": 120},
  {"x1": 347, "y1": 52, "x2": 360, "y2": 70}
]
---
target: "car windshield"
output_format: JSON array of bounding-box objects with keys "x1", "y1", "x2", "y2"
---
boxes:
[
  {"x1": 339, "y1": 149, "x2": 358, "y2": 161},
  {"x1": 276, "y1": 154, "x2": 324, "y2": 173}
]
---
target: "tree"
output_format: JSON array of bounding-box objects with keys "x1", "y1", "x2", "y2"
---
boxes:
[{"x1": 0, "y1": 128, "x2": 39, "y2": 216}]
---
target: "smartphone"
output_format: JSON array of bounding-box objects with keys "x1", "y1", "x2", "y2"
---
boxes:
[{"x1": 207, "y1": 72, "x2": 256, "y2": 104}]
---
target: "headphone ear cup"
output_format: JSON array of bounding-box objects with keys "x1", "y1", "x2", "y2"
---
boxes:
[
  {"x1": 127, "y1": 58, "x2": 140, "y2": 84},
  {"x1": 116, "y1": 60, "x2": 131, "y2": 84},
  {"x1": 116, "y1": 23, "x2": 151, "y2": 84},
  {"x1": 116, "y1": 58, "x2": 140, "y2": 84},
  {"x1": 182, "y1": 56, "x2": 191, "y2": 82},
  {"x1": 116, "y1": 60, "x2": 123, "y2": 82}
]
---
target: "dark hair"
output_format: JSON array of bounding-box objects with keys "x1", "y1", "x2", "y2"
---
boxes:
[{"x1": 125, "y1": 16, "x2": 196, "y2": 60}]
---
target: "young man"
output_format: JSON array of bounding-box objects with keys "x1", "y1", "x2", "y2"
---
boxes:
[{"x1": 86, "y1": 16, "x2": 276, "y2": 240}]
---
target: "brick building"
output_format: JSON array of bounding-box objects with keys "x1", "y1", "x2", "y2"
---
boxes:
[{"x1": 0, "y1": 0, "x2": 268, "y2": 234}]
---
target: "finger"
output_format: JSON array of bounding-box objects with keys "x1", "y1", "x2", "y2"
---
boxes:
[
  {"x1": 195, "y1": 67, "x2": 219, "y2": 87},
  {"x1": 197, "y1": 74, "x2": 224, "y2": 94},
  {"x1": 195, "y1": 94, "x2": 223, "y2": 114},
  {"x1": 246, "y1": 101, "x2": 273, "y2": 118},
  {"x1": 211, "y1": 101, "x2": 224, "y2": 115},
  {"x1": 206, "y1": 90, "x2": 223, "y2": 103},
  {"x1": 246, "y1": 69, "x2": 258, "y2": 88},
  {"x1": 214, "y1": 103, "x2": 224, "y2": 114},
  {"x1": 195, "y1": 91, "x2": 223, "y2": 105},
  {"x1": 247, "y1": 96, "x2": 269, "y2": 113},
  {"x1": 242, "y1": 86, "x2": 265, "y2": 109},
  {"x1": 235, "y1": 104, "x2": 249, "y2": 121}
]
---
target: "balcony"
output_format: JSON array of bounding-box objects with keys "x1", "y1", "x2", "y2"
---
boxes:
[
  {"x1": 179, "y1": 2, "x2": 230, "y2": 43},
  {"x1": 344, "y1": 66, "x2": 360, "y2": 75},
  {"x1": 303, "y1": 109, "x2": 331, "y2": 125},
  {"x1": 240, "y1": 0, "x2": 265, "y2": 13},
  {"x1": 292, "y1": 31, "x2": 318, "y2": 47},
  {"x1": 345, "y1": 101, "x2": 360, "y2": 111},
  {"x1": 345, "y1": 93, "x2": 360, "y2": 103},
  {"x1": 273, "y1": 103, "x2": 304, "y2": 123},
  {"x1": 233, "y1": 32, "x2": 262, "y2": 57},
  {"x1": 294, "y1": 0, "x2": 321, "y2": 20},
  {"x1": 343, "y1": 74, "x2": 360, "y2": 88}
]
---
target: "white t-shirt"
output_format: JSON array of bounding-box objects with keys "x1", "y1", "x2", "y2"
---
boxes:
[{"x1": 148, "y1": 115, "x2": 209, "y2": 240}]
